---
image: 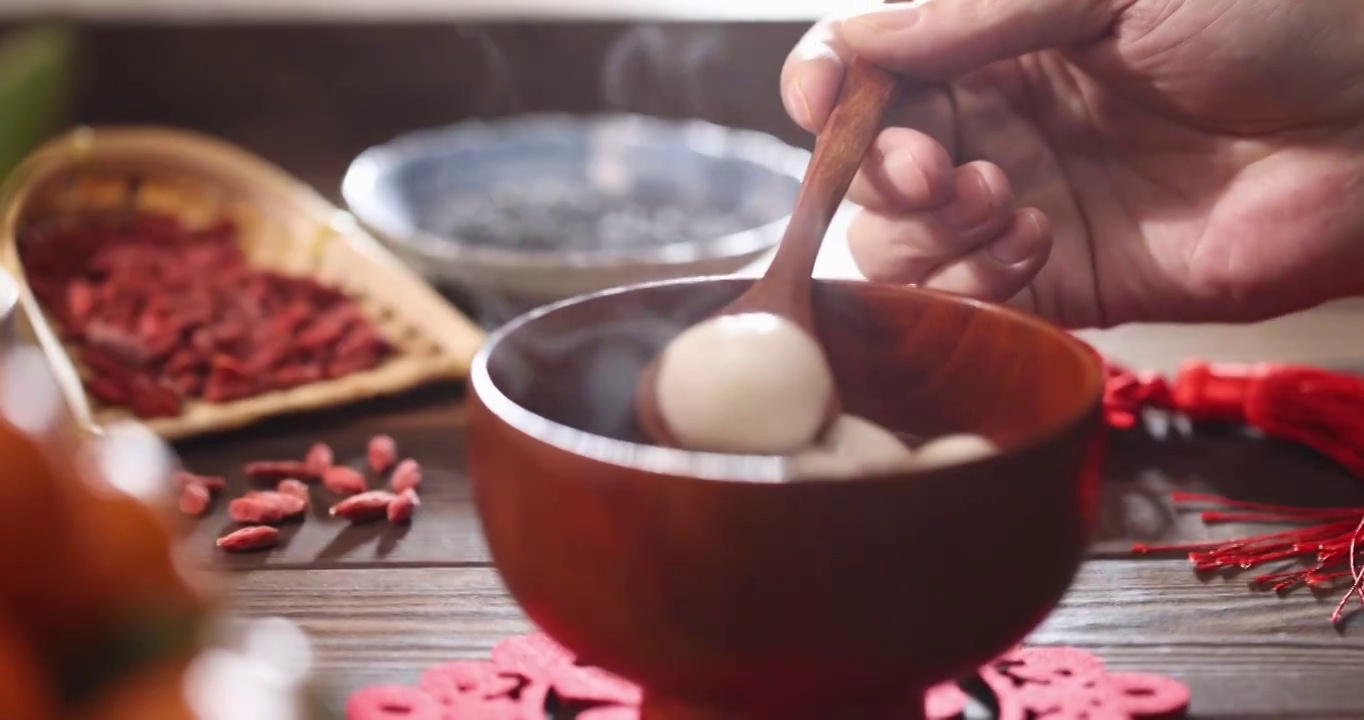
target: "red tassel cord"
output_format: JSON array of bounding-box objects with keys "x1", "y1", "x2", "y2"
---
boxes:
[
  {"x1": 1105, "y1": 360, "x2": 1364, "y2": 474},
  {"x1": 1104, "y1": 359, "x2": 1364, "y2": 625}
]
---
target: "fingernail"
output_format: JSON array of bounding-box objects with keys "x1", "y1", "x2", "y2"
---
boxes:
[
  {"x1": 941, "y1": 172, "x2": 995, "y2": 230},
  {"x1": 846, "y1": 6, "x2": 923, "y2": 36},
  {"x1": 989, "y1": 213, "x2": 1044, "y2": 265},
  {"x1": 884, "y1": 148, "x2": 934, "y2": 203},
  {"x1": 782, "y1": 67, "x2": 818, "y2": 130}
]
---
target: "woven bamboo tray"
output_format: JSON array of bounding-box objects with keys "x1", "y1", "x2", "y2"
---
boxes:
[{"x1": 0, "y1": 126, "x2": 486, "y2": 440}]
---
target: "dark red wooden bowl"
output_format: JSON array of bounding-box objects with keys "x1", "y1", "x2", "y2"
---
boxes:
[{"x1": 468, "y1": 276, "x2": 1105, "y2": 720}]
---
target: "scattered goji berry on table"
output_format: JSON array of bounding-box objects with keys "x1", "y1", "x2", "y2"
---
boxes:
[
  {"x1": 174, "y1": 470, "x2": 225, "y2": 494},
  {"x1": 276, "y1": 479, "x2": 311, "y2": 509},
  {"x1": 245, "y1": 460, "x2": 319, "y2": 483},
  {"x1": 322, "y1": 466, "x2": 367, "y2": 496},
  {"x1": 304, "y1": 442, "x2": 334, "y2": 474},
  {"x1": 217, "y1": 526, "x2": 280, "y2": 553},
  {"x1": 388, "y1": 489, "x2": 420, "y2": 525},
  {"x1": 178, "y1": 481, "x2": 212, "y2": 517},
  {"x1": 331, "y1": 491, "x2": 397, "y2": 524},
  {"x1": 390, "y1": 459, "x2": 422, "y2": 493},
  {"x1": 187, "y1": 439, "x2": 428, "y2": 552},
  {"x1": 368, "y1": 434, "x2": 398, "y2": 474},
  {"x1": 258, "y1": 491, "x2": 308, "y2": 518},
  {"x1": 228, "y1": 491, "x2": 306, "y2": 524}
]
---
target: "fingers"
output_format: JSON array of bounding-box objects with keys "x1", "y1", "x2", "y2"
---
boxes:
[
  {"x1": 782, "y1": 0, "x2": 1118, "y2": 134},
  {"x1": 848, "y1": 161, "x2": 1052, "y2": 303},
  {"x1": 849, "y1": 161, "x2": 1013, "y2": 282},
  {"x1": 847, "y1": 127, "x2": 955, "y2": 212},
  {"x1": 780, "y1": 17, "x2": 849, "y2": 132},
  {"x1": 922, "y1": 209, "x2": 1052, "y2": 302},
  {"x1": 844, "y1": 0, "x2": 1120, "y2": 80}
]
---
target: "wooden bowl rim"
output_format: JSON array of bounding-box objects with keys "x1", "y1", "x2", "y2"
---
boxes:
[{"x1": 471, "y1": 275, "x2": 1104, "y2": 483}]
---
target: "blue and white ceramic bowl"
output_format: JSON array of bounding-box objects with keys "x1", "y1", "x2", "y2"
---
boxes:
[{"x1": 341, "y1": 114, "x2": 808, "y2": 309}]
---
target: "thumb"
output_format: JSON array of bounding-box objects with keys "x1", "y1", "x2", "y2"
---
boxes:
[{"x1": 842, "y1": 0, "x2": 1120, "y2": 80}]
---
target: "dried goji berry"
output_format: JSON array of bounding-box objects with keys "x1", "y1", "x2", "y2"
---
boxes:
[
  {"x1": 296, "y1": 307, "x2": 353, "y2": 350},
  {"x1": 269, "y1": 363, "x2": 324, "y2": 390},
  {"x1": 336, "y1": 325, "x2": 388, "y2": 359},
  {"x1": 330, "y1": 491, "x2": 396, "y2": 524},
  {"x1": 228, "y1": 491, "x2": 305, "y2": 524},
  {"x1": 83, "y1": 321, "x2": 149, "y2": 366},
  {"x1": 325, "y1": 351, "x2": 381, "y2": 379},
  {"x1": 245, "y1": 461, "x2": 319, "y2": 483},
  {"x1": 127, "y1": 375, "x2": 183, "y2": 419},
  {"x1": 203, "y1": 354, "x2": 255, "y2": 402},
  {"x1": 18, "y1": 211, "x2": 397, "y2": 417},
  {"x1": 245, "y1": 337, "x2": 294, "y2": 374},
  {"x1": 276, "y1": 479, "x2": 311, "y2": 509},
  {"x1": 174, "y1": 470, "x2": 225, "y2": 494},
  {"x1": 260, "y1": 491, "x2": 307, "y2": 517},
  {"x1": 66, "y1": 280, "x2": 95, "y2": 321},
  {"x1": 368, "y1": 435, "x2": 398, "y2": 474},
  {"x1": 322, "y1": 466, "x2": 367, "y2": 496},
  {"x1": 190, "y1": 328, "x2": 216, "y2": 354},
  {"x1": 217, "y1": 526, "x2": 280, "y2": 553},
  {"x1": 304, "y1": 442, "x2": 334, "y2": 474},
  {"x1": 227, "y1": 496, "x2": 282, "y2": 524},
  {"x1": 86, "y1": 377, "x2": 132, "y2": 405},
  {"x1": 389, "y1": 459, "x2": 422, "y2": 493},
  {"x1": 178, "y1": 481, "x2": 212, "y2": 517},
  {"x1": 387, "y1": 489, "x2": 419, "y2": 524},
  {"x1": 166, "y1": 372, "x2": 205, "y2": 398}
]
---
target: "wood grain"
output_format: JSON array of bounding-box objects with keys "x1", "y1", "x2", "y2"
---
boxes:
[
  {"x1": 172, "y1": 311, "x2": 1364, "y2": 718},
  {"x1": 1092, "y1": 421, "x2": 1364, "y2": 555},
  {"x1": 0, "y1": 0, "x2": 852, "y2": 22},
  {"x1": 224, "y1": 562, "x2": 1364, "y2": 718},
  {"x1": 34, "y1": 16, "x2": 1364, "y2": 718},
  {"x1": 175, "y1": 383, "x2": 489, "y2": 568},
  {"x1": 62, "y1": 22, "x2": 810, "y2": 208},
  {"x1": 175, "y1": 390, "x2": 1364, "y2": 569}
]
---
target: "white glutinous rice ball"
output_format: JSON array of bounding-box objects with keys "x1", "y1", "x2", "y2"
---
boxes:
[
  {"x1": 786, "y1": 414, "x2": 917, "y2": 480},
  {"x1": 911, "y1": 433, "x2": 998, "y2": 470},
  {"x1": 822, "y1": 414, "x2": 916, "y2": 474},
  {"x1": 786, "y1": 446, "x2": 864, "y2": 481},
  {"x1": 655, "y1": 312, "x2": 834, "y2": 454}
]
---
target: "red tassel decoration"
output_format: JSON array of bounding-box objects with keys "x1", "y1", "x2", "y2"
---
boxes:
[
  {"x1": 1103, "y1": 359, "x2": 1364, "y2": 625},
  {"x1": 1105, "y1": 359, "x2": 1364, "y2": 475}
]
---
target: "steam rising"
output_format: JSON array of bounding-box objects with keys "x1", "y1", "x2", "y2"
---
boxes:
[
  {"x1": 491, "y1": 283, "x2": 730, "y2": 444},
  {"x1": 478, "y1": 279, "x2": 798, "y2": 481},
  {"x1": 601, "y1": 25, "x2": 728, "y2": 117},
  {"x1": 458, "y1": 23, "x2": 749, "y2": 120},
  {"x1": 460, "y1": 26, "x2": 519, "y2": 116},
  {"x1": 462, "y1": 26, "x2": 799, "y2": 473}
]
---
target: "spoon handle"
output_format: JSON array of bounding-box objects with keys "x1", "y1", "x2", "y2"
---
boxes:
[{"x1": 761, "y1": 55, "x2": 902, "y2": 313}]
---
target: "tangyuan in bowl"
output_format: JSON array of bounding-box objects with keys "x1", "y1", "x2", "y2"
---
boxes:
[{"x1": 341, "y1": 114, "x2": 808, "y2": 310}]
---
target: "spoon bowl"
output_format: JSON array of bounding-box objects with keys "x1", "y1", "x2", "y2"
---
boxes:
[{"x1": 469, "y1": 276, "x2": 1106, "y2": 720}]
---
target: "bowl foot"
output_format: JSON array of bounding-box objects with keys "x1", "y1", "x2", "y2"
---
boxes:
[{"x1": 639, "y1": 689, "x2": 928, "y2": 720}]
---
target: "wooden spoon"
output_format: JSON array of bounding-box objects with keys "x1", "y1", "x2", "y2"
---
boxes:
[{"x1": 636, "y1": 53, "x2": 904, "y2": 447}]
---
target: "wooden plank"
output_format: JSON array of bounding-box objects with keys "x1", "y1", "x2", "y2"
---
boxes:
[
  {"x1": 225, "y1": 561, "x2": 1364, "y2": 718},
  {"x1": 1077, "y1": 298, "x2": 1364, "y2": 376},
  {"x1": 1091, "y1": 421, "x2": 1364, "y2": 555},
  {"x1": 175, "y1": 384, "x2": 490, "y2": 568},
  {"x1": 0, "y1": 0, "x2": 854, "y2": 22},
  {"x1": 176, "y1": 398, "x2": 1364, "y2": 567}
]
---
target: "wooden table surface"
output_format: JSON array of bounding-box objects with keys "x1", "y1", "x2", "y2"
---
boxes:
[{"x1": 176, "y1": 294, "x2": 1364, "y2": 719}]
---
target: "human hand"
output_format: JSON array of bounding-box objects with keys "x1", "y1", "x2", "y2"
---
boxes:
[{"x1": 782, "y1": 0, "x2": 1364, "y2": 327}]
